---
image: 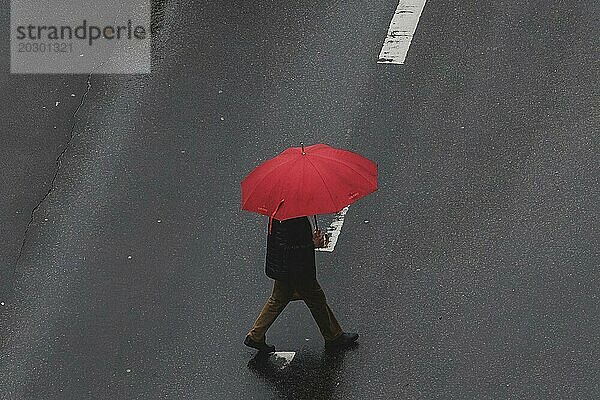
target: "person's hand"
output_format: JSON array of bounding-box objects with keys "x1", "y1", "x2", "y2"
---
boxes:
[{"x1": 313, "y1": 229, "x2": 329, "y2": 248}]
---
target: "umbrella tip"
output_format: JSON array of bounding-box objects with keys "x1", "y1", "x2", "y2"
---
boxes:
[{"x1": 301, "y1": 143, "x2": 305, "y2": 155}]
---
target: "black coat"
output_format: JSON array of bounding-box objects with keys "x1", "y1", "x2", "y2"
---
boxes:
[{"x1": 265, "y1": 217, "x2": 316, "y2": 284}]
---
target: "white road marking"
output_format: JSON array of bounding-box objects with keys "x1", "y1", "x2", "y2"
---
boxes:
[
  {"x1": 378, "y1": 0, "x2": 427, "y2": 64},
  {"x1": 316, "y1": 206, "x2": 349, "y2": 253},
  {"x1": 269, "y1": 352, "x2": 295, "y2": 369}
]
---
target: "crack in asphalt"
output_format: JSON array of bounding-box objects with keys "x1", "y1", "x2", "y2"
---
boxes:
[
  {"x1": 14, "y1": 72, "x2": 94, "y2": 267},
  {"x1": 10, "y1": 1, "x2": 176, "y2": 293},
  {"x1": 14, "y1": 3, "x2": 126, "y2": 271}
]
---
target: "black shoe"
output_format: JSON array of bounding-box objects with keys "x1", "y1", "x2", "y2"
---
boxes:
[
  {"x1": 325, "y1": 332, "x2": 359, "y2": 349},
  {"x1": 244, "y1": 335, "x2": 275, "y2": 353}
]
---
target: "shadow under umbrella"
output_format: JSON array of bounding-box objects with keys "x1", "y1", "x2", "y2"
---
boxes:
[{"x1": 248, "y1": 343, "x2": 359, "y2": 400}]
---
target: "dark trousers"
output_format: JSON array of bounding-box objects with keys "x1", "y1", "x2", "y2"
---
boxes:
[{"x1": 248, "y1": 279, "x2": 343, "y2": 342}]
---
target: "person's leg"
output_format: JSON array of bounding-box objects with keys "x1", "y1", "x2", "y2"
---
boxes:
[
  {"x1": 295, "y1": 280, "x2": 343, "y2": 341},
  {"x1": 247, "y1": 280, "x2": 293, "y2": 342}
]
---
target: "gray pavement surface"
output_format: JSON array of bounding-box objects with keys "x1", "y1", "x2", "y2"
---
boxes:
[{"x1": 1, "y1": 0, "x2": 599, "y2": 399}]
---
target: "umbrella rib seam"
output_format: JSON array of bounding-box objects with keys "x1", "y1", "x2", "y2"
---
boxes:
[{"x1": 304, "y1": 156, "x2": 337, "y2": 212}]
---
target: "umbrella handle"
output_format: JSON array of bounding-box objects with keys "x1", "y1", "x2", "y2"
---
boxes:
[{"x1": 268, "y1": 199, "x2": 285, "y2": 234}]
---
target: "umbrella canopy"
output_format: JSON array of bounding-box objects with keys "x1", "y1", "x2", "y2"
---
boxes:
[{"x1": 241, "y1": 143, "x2": 378, "y2": 226}]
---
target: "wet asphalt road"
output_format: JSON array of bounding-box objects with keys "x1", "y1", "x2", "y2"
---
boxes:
[{"x1": 1, "y1": 0, "x2": 599, "y2": 399}]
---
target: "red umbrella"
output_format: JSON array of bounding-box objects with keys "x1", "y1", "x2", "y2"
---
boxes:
[{"x1": 241, "y1": 143, "x2": 378, "y2": 231}]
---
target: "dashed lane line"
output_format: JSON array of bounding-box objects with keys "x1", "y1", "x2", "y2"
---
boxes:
[
  {"x1": 378, "y1": 0, "x2": 427, "y2": 64},
  {"x1": 270, "y1": 352, "x2": 295, "y2": 369},
  {"x1": 316, "y1": 206, "x2": 350, "y2": 253}
]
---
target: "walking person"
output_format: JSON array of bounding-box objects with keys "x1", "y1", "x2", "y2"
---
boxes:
[
  {"x1": 240, "y1": 143, "x2": 377, "y2": 353},
  {"x1": 244, "y1": 215, "x2": 358, "y2": 353}
]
